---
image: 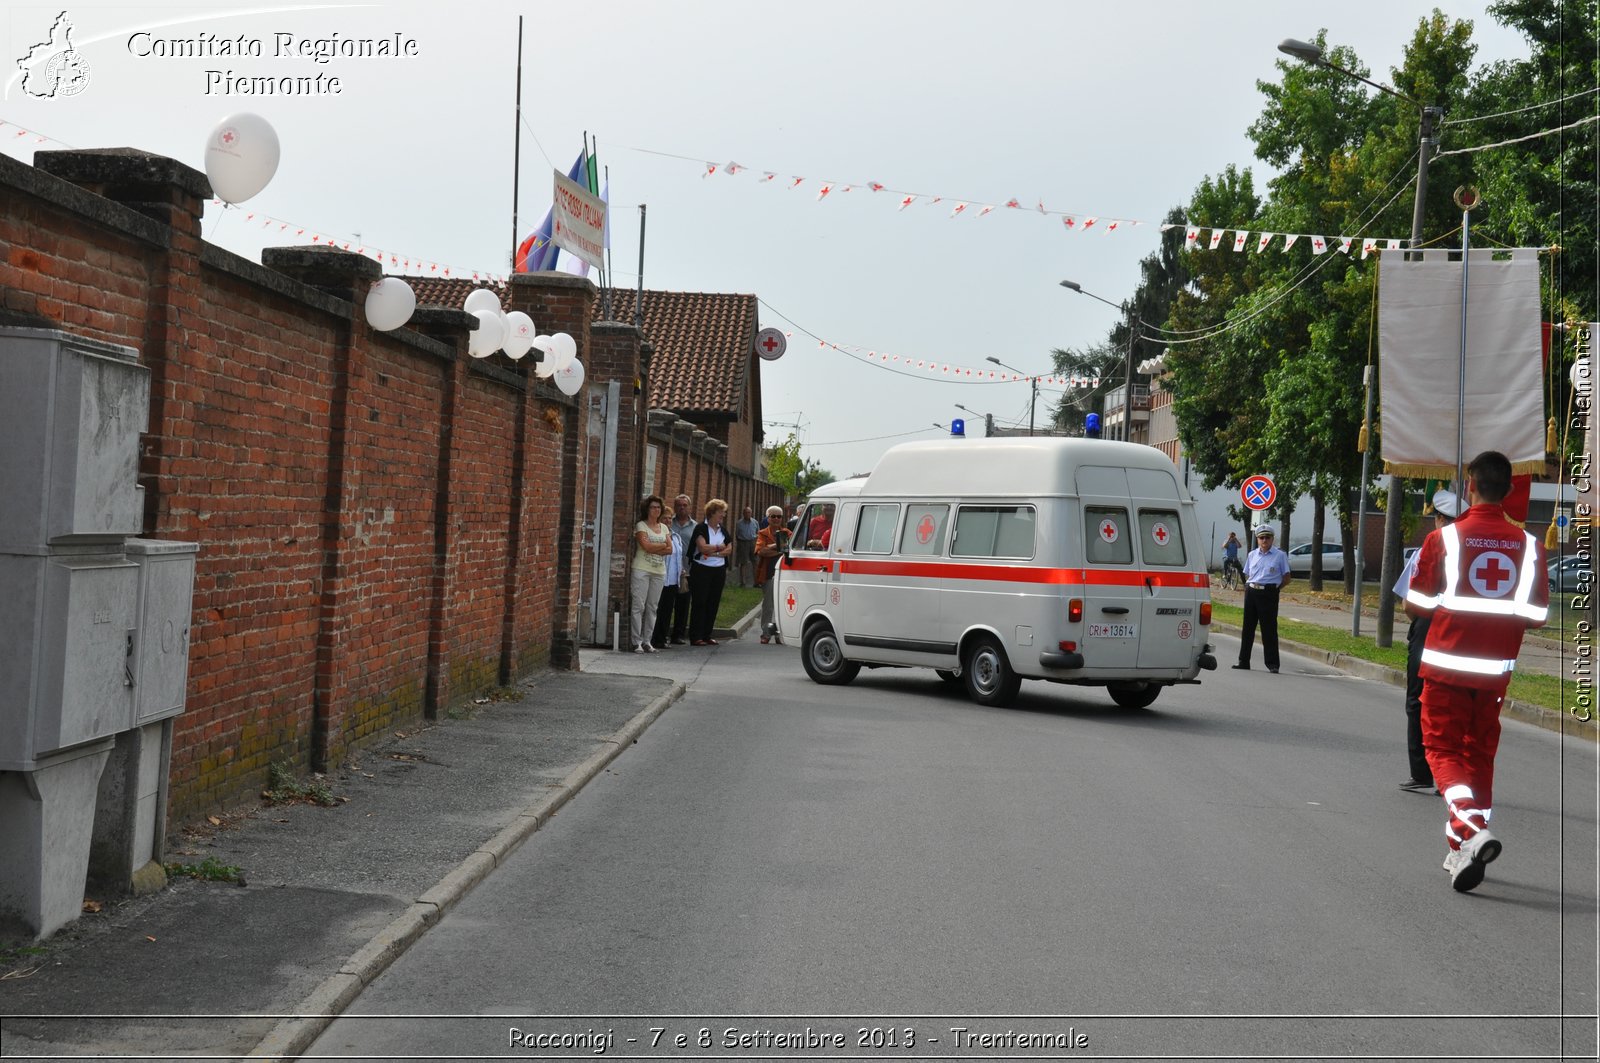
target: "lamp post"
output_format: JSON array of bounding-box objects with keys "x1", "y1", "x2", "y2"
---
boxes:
[
  {"x1": 954, "y1": 404, "x2": 996, "y2": 437},
  {"x1": 985, "y1": 357, "x2": 1038, "y2": 436},
  {"x1": 1060, "y1": 280, "x2": 1139, "y2": 442},
  {"x1": 1278, "y1": 37, "x2": 1441, "y2": 648}
]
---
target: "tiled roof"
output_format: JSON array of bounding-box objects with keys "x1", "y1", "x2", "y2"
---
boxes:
[
  {"x1": 605, "y1": 289, "x2": 758, "y2": 419},
  {"x1": 395, "y1": 278, "x2": 758, "y2": 420},
  {"x1": 405, "y1": 277, "x2": 507, "y2": 310}
]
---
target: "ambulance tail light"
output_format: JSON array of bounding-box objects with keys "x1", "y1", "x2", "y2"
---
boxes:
[
  {"x1": 1200, "y1": 601, "x2": 1212, "y2": 625},
  {"x1": 1059, "y1": 640, "x2": 1078, "y2": 653},
  {"x1": 1068, "y1": 598, "x2": 1083, "y2": 623}
]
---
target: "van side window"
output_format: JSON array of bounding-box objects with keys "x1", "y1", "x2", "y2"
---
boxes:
[
  {"x1": 897, "y1": 504, "x2": 948, "y2": 556},
  {"x1": 1137, "y1": 509, "x2": 1186, "y2": 566},
  {"x1": 1084, "y1": 506, "x2": 1133, "y2": 565},
  {"x1": 853, "y1": 504, "x2": 899, "y2": 554},
  {"x1": 952, "y1": 505, "x2": 1036, "y2": 559},
  {"x1": 796, "y1": 502, "x2": 836, "y2": 553}
]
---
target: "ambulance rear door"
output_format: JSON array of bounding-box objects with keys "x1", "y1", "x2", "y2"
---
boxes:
[
  {"x1": 1131, "y1": 499, "x2": 1204, "y2": 670},
  {"x1": 1076, "y1": 465, "x2": 1142, "y2": 672}
]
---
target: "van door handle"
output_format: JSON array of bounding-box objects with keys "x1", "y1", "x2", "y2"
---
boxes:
[{"x1": 1101, "y1": 606, "x2": 1130, "y2": 615}]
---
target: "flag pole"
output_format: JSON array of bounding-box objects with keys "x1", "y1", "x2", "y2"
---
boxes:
[
  {"x1": 510, "y1": 16, "x2": 524, "y2": 273},
  {"x1": 1455, "y1": 206, "x2": 1471, "y2": 495},
  {"x1": 602, "y1": 163, "x2": 613, "y2": 322}
]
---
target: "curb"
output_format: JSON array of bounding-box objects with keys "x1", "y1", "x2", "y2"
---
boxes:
[
  {"x1": 1211, "y1": 623, "x2": 1593, "y2": 741},
  {"x1": 248, "y1": 680, "x2": 690, "y2": 1062}
]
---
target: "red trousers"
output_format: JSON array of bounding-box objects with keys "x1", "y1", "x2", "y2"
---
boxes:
[{"x1": 1420, "y1": 678, "x2": 1505, "y2": 849}]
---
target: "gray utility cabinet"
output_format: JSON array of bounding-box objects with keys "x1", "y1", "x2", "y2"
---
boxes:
[{"x1": 0, "y1": 327, "x2": 196, "y2": 941}]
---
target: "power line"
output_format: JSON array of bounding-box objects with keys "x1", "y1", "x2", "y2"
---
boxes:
[
  {"x1": 1442, "y1": 86, "x2": 1600, "y2": 126},
  {"x1": 1435, "y1": 113, "x2": 1600, "y2": 158}
]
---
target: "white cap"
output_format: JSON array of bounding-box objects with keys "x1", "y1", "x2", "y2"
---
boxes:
[
  {"x1": 1432, "y1": 490, "x2": 1464, "y2": 519},
  {"x1": 1252, "y1": 525, "x2": 1275, "y2": 538}
]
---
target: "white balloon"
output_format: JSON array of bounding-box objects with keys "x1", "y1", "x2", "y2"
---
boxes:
[
  {"x1": 532, "y1": 336, "x2": 557, "y2": 377},
  {"x1": 468, "y1": 308, "x2": 506, "y2": 358},
  {"x1": 549, "y1": 331, "x2": 578, "y2": 372},
  {"x1": 363, "y1": 277, "x2": 416, "y2": 332},
  {"x1": 554, "y1": 358, "x2": 585, "y2": 396},
  {"x1": 204, "y1": 113, "x2": 280, "y2": 205},
  {"x1": 503, "y1": 311, "x2": 536, "y2": 360},
  {"x1": 463, "y1": 288, "x2": 501, "y2": 315}
]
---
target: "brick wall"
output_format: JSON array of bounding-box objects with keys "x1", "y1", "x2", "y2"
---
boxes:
[{"x1": 0, "y1": 148, "x2": 594, "y2": 820}]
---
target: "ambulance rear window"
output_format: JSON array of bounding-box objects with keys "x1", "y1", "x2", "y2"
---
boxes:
[
  {"x1": 952, "y1": 506, "x2": 1036, "y2": 559},
  {"x1": 1084, "y1": 506, "x2": 1132, "y2": 565},
  {"x1": 1138, "y1": 509, "x2": 1186, "y2": 566}
]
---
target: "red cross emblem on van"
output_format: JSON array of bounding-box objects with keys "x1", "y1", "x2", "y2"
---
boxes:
[{"x1": 916, "y1": 514, "x2": 936, "y2": 544}]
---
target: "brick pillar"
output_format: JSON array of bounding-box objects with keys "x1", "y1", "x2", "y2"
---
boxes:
[
  {"x1": 506, "y1": 272, "x2": 595, "y2": 667},
  {"x1": 33, "y1": 148, "x2": 209, "y2": 538},
  {"x1": 260, "y1": 246, "x2": 382, "y2": 770}
]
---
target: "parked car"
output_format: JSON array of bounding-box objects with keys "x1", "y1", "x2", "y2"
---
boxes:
[
  {"x1": 1548, "y1": 554, "x2": 1592, "y2": 595},
  {"x1": 1286, "y1": 541, "x2": 1345, "y2": 578}
]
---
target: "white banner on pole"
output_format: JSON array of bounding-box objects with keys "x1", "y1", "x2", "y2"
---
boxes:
[
  {"x1": 1378, "y1": 247, "x2": 1545, "y2": 476},
  {"x1": 551, "y1": 169, "x2": 607, "y2": 271}
]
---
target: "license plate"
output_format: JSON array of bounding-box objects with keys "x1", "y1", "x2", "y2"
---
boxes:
[{"x1": 1087, "y1": 623, "x2": 1137, "y2": 638}]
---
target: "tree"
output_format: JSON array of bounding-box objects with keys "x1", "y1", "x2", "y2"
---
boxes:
[{"x1": 764, "y1": 434, "x2": 836, "y2": 499}]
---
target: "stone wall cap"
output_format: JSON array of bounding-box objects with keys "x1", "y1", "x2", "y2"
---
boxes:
[
  {"x1": 509, "y1": 272, "x2": 596, "y2": 293},
  {"x1": 35, "y1": 147, "x2": 211, "y2": 199}
]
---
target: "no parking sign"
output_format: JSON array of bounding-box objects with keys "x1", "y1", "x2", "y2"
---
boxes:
[{"x1": 1241, "y1": 475, "x2": 1276, "y2": 511}]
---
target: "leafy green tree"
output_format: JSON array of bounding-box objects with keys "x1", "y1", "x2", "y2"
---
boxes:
[{"x1": 764, "y1": 433, "x2": 835, "y2": 499}]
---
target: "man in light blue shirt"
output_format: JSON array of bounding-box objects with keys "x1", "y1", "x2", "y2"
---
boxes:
[{"x1": 1232, "y1": 525, "x2": 1292, "y2": 673}]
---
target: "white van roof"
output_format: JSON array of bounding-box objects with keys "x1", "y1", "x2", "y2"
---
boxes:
[{"x1": 812, "y1": 437, "x2": 1177, "y2": 498}]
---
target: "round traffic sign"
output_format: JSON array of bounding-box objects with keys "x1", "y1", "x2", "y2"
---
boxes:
[
  {"x1": 1241, "y1": 475, "x2": 1277, "y2": 511},
  {"x1": 755, "y1": 327, "x2": 787, "y2": 361}
]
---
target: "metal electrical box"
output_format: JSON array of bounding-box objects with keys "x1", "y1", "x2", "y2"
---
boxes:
[
  {"x1": 0, "y1": 329, "x2": 148, "y2": 552},
  {"x1": 126, "y1": 538, "x2": 198, "y2": 725},
  {"x1": 0, "y1": 551, "x2": 138, "y2": 770}
]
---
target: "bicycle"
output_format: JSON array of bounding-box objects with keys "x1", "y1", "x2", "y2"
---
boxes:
[{"x1": 1219, "y1": 558, "x2": 1243, "y2": 591}]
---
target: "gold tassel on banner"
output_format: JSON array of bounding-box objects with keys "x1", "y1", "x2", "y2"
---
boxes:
[
  {"x1": 1357, "y1": 419, "x2": 1369, "y2": 453},
  {"x1": 1546, "y1": 415, "x2": 1558, "y2": 454},
  {"x1": 1545, "y1": 521, "x2": 1559, "y2": 550}
]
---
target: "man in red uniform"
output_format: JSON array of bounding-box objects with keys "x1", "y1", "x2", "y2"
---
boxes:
[{"x1": 1404, "y1": 451, "x2": 1548, "y2": 893}]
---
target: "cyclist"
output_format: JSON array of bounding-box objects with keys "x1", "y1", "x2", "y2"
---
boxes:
[{"x1": 1221, "y1": 531, "x2": 1244, "y2": 588}]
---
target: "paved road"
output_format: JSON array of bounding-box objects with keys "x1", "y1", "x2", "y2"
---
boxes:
[{"x1": 310, "y1": 634, "x2": 1598, "y2": 1061}]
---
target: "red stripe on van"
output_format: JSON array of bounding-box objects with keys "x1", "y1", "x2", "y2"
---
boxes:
[{"x1": 822, "y1": 558, "x2": 1209, "y2": 588}]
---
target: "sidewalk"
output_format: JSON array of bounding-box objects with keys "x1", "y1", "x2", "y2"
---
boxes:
[{"x1": 0, "y1": 656, "x2": 708, "y2": 1061}]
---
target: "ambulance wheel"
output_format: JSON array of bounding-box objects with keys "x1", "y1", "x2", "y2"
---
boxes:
[
  {"x1": 964, "y1": 637, "x2": 1021, "y2": 706},
  {"x1": 935, "y1": 669, "x2": 964, "y2": 691},
  {"x1": 1109, "y1": 683, "x2": 1161, "y2": 709},
  {"x1": 802, "y1": 624, "x2": 859, "y2": 685}
]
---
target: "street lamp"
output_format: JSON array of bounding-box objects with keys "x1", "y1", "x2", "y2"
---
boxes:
[
  {"x1": 986, "y1": 356, "x2": 1038, "y2": 436},
  {"x1": 1060, "y1": 279, "x2": 1138, "y2": 442},
  {"x1": 954, "y1": 403, "x2": 995, "y2": 437},
  {"x1": 1279, "y1": 36, "x2": 1441, "y2": 648}
]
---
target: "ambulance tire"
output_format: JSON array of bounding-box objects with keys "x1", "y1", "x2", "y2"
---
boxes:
[
  {"x1": 802, "y1": 624, "x2": 860, "y2": 685},
  {"x1": 1108, "y1": 683, "x2": 1161, "y2": 709},
  {"x1": 964, "y1": 637, "x2": 1021, "y2": 707}
]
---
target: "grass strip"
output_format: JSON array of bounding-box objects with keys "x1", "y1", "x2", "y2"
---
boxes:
[{"x1": 1210, "y1": 603, "x2": 1584, "y2": 717}]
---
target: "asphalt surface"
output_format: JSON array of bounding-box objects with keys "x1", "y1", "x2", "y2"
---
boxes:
[{"x1": 0, "y1": 598, "x2": 1589, "y2": 1061}]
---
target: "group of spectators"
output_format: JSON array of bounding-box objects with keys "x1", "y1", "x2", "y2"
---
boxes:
[{"x1": 627, "y1": 495, "x2": 798, "y2": 652}]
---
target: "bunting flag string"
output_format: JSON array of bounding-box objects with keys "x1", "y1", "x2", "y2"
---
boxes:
[
  {"x1": 0, "y1": 118, "x2": 72, "y2": 148},
  {"x1": 645, "y1": 146, "x2": 1414, "y2": 253},
  {"x1": 205, "y1": 200, "x2": 511, "y2": 285}
]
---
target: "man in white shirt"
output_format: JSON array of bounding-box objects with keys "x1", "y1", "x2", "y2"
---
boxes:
[{"x1": 1232, "y1": 525, "x2": 1292, "y2": 673}]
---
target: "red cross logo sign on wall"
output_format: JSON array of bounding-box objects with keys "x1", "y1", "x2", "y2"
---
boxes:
[
  {"x1": 1151, "y1": 522, "x2": 1171, "y2": 547},
  {"x1": 1098, "y1": 519, "x2": 1119, "y2": 544},
  {"x1": 916, "y1": 514, "x2": 936, "y2": 544},
  {"x1": 785, "y1": 588, "x2": 797, "y2": 615},
  {"x1": 755, "y1": 327, "x2": 787, "y2": 362},
  {"x1": 1469, "y1": 552, "x2": 1517, "y2": 598}
]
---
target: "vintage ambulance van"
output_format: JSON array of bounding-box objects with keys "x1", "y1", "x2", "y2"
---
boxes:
[{"x1": 775, "y1": 436, "x2": 1217, "y2": 708}]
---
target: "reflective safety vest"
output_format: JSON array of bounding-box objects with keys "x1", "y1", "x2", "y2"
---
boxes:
[{"x1": 1405, "y1": 504, "x2": 1548, "y2": 690}]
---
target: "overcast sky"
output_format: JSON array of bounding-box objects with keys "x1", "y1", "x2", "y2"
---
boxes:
[{"x1": 3, "y1": 1, "x2": 1534, "y2": 479}]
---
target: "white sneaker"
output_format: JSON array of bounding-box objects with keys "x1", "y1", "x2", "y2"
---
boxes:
[
  {"x1": 1449, "y1": 830, "x2": 1502, "y2": 893},
  {"x1": 632, "y1": 644, "x2": 644, "y2": 654},
  {"x1": 642, "y1": 643, "x2": 657, "y2": 653}
]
